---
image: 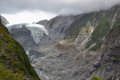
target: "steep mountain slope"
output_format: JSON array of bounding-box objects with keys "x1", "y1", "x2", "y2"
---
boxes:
[
  {"x1": 45, "y1": 15, "x2": 77, "y2": 41},
  {"x1": 0, "y1": 15, "x2": 9, "y2": 25},
  {"x1": 36, "y1": 20, "x2": 48, "y2": 26},
  {"x1": 10, "y1": 25, "x2": 36, "y2": 51},
  {"x1": 31, "y1": 4, "x2": 120, "y2": 80},
  {"x1": 66, "y1": 5, "x2": 120, "y2": 38},
  {"x1": 0, "y1": 20, "x2": 40, "y2": 79},
  {"x1": 8, "y1": 23, "x2": 49, "y2": 51},
  {"x1": 7, "y1": 4, "x2": 120, "y2": 80},
  {"x1": 67, "y1": 5, "x2": 120, "y2": 51},
  {"x1": 95, "y1": 24, "x2": 120, "y2": 80},
  {"x1": 26, "y1": 24, "x2": 49, "y2": 44}
]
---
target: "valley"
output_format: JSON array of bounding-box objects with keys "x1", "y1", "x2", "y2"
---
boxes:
[{"x1": 6, "y1": 4, "x2": 120, "y2": 80}]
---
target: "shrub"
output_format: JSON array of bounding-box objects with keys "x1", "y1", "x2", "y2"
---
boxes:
[{"x1": 91, "y1": 75, "x2": 103, "y2": 80}]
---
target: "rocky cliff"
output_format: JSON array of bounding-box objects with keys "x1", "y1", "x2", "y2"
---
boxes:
[
  {"x1": 36, "y1": 19, "x2": 48, "y2": 26},
  {"x1": 0, "y1": 15, "x2": 9, "y2": 25},
  {"x1": 45, "y1": 15, "x2": 77, "y2": 41},
  {"x1": 0, "y1": 18, "x2": 40, "y2": 80},
  {"x1": 95, "y1": 24, "x2": 120, "y2": 80},
  {"x1": 8, "y1": 23, "x2": 49, "y2": 51},
  {"x1": 10, "y1": 25, "x2": 36, "y2": 51}
]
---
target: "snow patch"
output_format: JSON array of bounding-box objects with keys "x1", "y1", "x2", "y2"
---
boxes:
[{"x1": 27, "y1": 23, "x2": 49, "y2": 35}]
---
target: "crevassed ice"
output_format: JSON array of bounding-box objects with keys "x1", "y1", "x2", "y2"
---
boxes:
[{"x1": 27, "y1": 23, "x2": 49, "y2": 35}]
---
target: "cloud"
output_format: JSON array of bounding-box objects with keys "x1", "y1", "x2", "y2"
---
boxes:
[
  {"x1": 0, "y1": 0, "x2": 120, "y2": 14},
  {"x1": 2, "y1": 11, "x2": 56, "y2": 24}
]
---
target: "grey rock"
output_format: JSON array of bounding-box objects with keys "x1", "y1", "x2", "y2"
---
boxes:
[
  {"x1": 10, "y1": 25, "x2": 36, "y2": 50},
  {"x1": 36, "y1": 19, "x2": 48, "y2": 26},
  {"x1": 0, "y1": 15, "x2": 9, "y2": 25}
]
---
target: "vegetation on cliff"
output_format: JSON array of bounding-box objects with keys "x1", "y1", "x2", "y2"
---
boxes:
[
  {"x1": 86, "y1": 20, "x2": 110, "y2": 51},
  {"x1": 0, "y1": 23, "x2": 40, "y2": 80}
]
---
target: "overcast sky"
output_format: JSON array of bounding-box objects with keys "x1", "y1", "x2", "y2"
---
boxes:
[{"x1": 1, "y1": 0, "x2": 120, "y2": 24}]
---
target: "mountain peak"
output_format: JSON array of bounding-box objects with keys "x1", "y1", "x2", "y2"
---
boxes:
[{"x1": 0, "y1": 15, "x2": 9, "y2": 25}]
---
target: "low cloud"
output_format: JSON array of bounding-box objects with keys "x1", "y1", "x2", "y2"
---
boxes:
[{"x1": 0, "y1": 0, "x2": 120, "y2": 15}]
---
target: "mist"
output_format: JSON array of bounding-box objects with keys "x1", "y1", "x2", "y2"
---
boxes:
[{"x1": 0, "y1": 0, "x2": 120, "y2": 15}]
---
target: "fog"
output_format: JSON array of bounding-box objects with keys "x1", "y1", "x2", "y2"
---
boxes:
[{"x1": 0, "y1": 0, "x2": 120, "y2": 15}]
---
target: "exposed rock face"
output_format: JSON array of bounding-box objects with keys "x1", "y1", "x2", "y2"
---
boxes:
[
  {"x1": 0, "y1": 15, "x2": 9, "y2": 25},
  {"x1": 30, "y1": 4, "x2": 120, "y2": 80},
  {"x1": 28, "y1": 50, "x2": 46, "y2": 62},
  {"x1": 8, "y1": 23, "x2": 49, "y2": 50},
  {"x1": 75, "y1": 26, "x2": 94, "y2": 46},
  {"x1": 45, "y1": 15, "x2": 77, "y2": 41},
  {"x1": 10, "y1": 25, "x2": 36, "y2": 50},
  {"x1": 26, "y1": 24, "x2": 49, "y2": 44},
  {"x1": 36, "y1": 20, "x2": 48, "y2": 26},
  {"x1": 96, "y1": 25, "x2": 120, "y2": 80},
  {"x1": 38, "y1": 33, "x2": 51, "y2": 46}
]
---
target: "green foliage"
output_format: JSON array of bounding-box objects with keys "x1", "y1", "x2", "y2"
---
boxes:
[
  {"x1": 90, "y1": 40, "x2": 103, "y2": 51},
  {"x1": 86, "y1": 19, "x2": 110, "y2": 51},
  {"x1": 66, "y1": 14, "x2": 90, "y2": 40},
  {"x1": 85, "y1": 40, "x2": 94, "y2": 49},
  {"x1": 0, "y1": 63, "x2": 24, "y2": 80},
  {"x1": 0, "y1": 23, "x2": 40, "y2": 80},
  {"x1": 91, "y1": 75, "x2": 103, "y2": 80},
  {"x1": 91, "y1": 20, "x2": 110, "y2": 41},
  {"x1": 107, "y1": 25, "x2": 120, "y2": 47},
  {"x1": 109, "y1": 25, "x2": 120, "y2": 36}
]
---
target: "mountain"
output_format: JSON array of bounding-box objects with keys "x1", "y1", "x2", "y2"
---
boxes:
[
  {"x1": 0, "y1": 15, "x2": 9, "y2": 25},
  {"x1": 32, "y1": 4, "x2": 120, "y2": 80},
  {"x1": 8, "y1": 23, "x2": 51, "y2": 69},
  {"x1": 95, "y1": 24, "x2": 120, "y2": 80},
  {"x1": 26, "y1": 24, "x2": 49, "y2": 44},
  {"x1": 0, "y1": 17, "x2": 40, "y2": 80},
  {"x1": 8, "y1": 23, "x2": 49, "y2": 50},
  {"x1": 44, "y1": 15, "x2": 77, "y2": 41},
  {"x1": 7, "y1": 4, "x2": 120, "y2": 80},
  {"x1": 10, "y1": 25, "x2": 36, "y2": 51},
  {"x1": 36, "y1": 19, "x2": 48, "y2": 26}
]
